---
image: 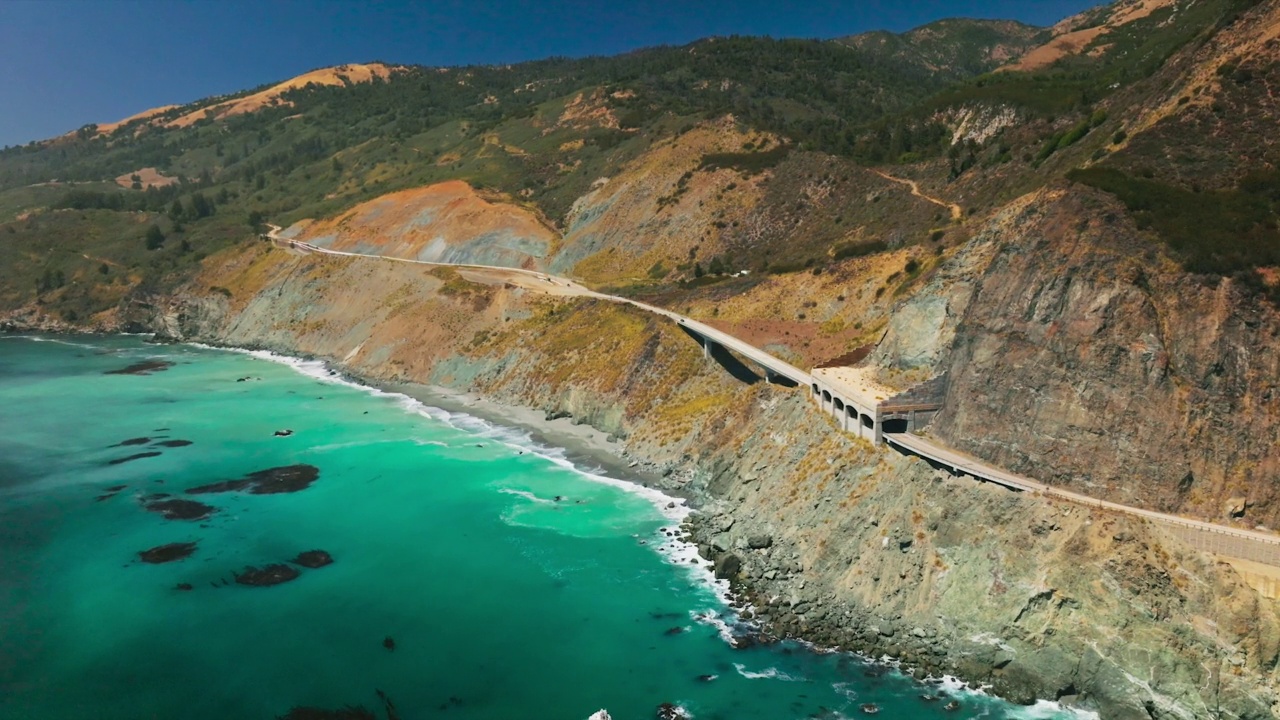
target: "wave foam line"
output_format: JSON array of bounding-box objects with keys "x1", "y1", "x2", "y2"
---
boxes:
[{"x1": 189, "y1": 343, "x2": 732, "y2": 590}]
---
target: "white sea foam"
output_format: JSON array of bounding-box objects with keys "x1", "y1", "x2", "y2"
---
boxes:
[
  {"x1": 733, "y1": 663, "x2": 805, "y2": 682},
  {"x1": 191, "y1": 344, "x2": 727, "y2": 597},
  {"x1": 911, "y1": 674, "x2": 1099, "y2": 720},
  {"x1": 499, "y1": 488, "x2": 556, "y2": 505}
]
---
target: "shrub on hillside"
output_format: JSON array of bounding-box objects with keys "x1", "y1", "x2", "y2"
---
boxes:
[{"x1": 1068, "y1": 166, "x2": 1280, "y2": 276}]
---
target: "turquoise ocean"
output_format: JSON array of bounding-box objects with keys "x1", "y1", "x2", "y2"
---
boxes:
[{"x1": 0, "y1": 335, "x2": 1087, "y2": 720}]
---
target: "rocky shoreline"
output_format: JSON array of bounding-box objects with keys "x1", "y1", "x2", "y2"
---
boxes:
[
  {"x1": 175, "y1": 338, "x2": 1096, "y2": 715},
  {"x1": 5, "y1": 307, "x2": 1275, "y2": 719}
]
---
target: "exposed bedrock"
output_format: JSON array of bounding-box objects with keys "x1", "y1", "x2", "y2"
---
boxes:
[{"x1": 878, "y1": 188, "x2": 1280, "y2": 527}]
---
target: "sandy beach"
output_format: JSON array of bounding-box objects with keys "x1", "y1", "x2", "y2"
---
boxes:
[{"x1": 381, "y1": 380, "x2": 665, "y2": 490}]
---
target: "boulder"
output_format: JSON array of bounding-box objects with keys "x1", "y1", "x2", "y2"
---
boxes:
[
  {"x1": 1226, "y1": 497, "x2": 1248, "y2": 518},
  {"x1": 714, "y1": 553, "x2": 742, "y2": 580},
  {"x1": 748, "y1": 534, "x2": 773, "y2": 549}
]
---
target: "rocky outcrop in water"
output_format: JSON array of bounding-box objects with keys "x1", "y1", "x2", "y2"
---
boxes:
[{"x1": 138, "y1": 542, "x2": 197, "y2": 563}]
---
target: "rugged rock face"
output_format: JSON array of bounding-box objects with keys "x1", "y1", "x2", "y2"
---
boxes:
[
  {"x1": 106, "y1": 227, "x2": 1280, "y2": 718},
  {"x1": 881, "y1": 187, "x2": 1280, "y2": 528},
  {"x1": 686, "y1": 397, "x2": 1280, "y2": 719}
]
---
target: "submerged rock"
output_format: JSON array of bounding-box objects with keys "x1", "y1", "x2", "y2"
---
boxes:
[
  {"x1": 108, "y1": 451, "x2": 162, "y2": 465},
  {"x1": 104, "y1": 360, "x2": 174, "y2": 375},
  {"x1": 153, "y1": 439, "x2": 193, "y2": 448},
  {"x1": 138, "y1": 542, "x2": 197, "y2": 564},
  {"x1": 656, "y1": 703, "x2": 690, "y2": 720},
  {"x1": 144, "y1": 497, "x2": 217, "y2": 521},
  {"x1": 116, "y1": 437, "x2": 151, "y2": 446},
  {"x1": 383, "y1": 636, "x2": 396, "y2": 652},
  {"x1": 96, "y1": 484, "x2": 127, "y2": 502},
  {"x1": 234, "y1": 564, "x2": 301, "y2": 587},
  {"x1": 247, "y1": 464, "x2": 320, "y2": 494},
  {"x1": 175, "y1": 583, "x2": 193, "y2": 591},
  {"x1": 293, "y1": 550, "x2": 334, "y2": 568},
  {"x1": 187, "y1": 464, "x2": 320, "y2": 495}
]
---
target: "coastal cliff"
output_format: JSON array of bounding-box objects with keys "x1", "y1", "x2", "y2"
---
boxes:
[{"x1": 75, "y1": 225, "x2": 1277, "y2": 719}]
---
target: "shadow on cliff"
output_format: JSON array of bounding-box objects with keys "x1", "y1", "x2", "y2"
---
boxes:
[{"x1": 677, "y1": 325, "x2": 797, "y2": 388}]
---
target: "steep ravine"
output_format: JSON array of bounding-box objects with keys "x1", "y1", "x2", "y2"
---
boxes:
[{"x1": 29, "y1": 233, "x2": 1266, "y2": 719}]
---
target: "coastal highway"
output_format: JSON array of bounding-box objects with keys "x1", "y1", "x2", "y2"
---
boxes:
[
  {"x1": 266, "y1": 226, "x2": 811, "y2": 386},
  {"x1": 265, "y1": 225, "x2": 1280, "y2": 564}
]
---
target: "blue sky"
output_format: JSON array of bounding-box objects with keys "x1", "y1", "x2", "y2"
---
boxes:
[{"x1": 0, "y1": 0, "x2": 1102, "y2": 147}]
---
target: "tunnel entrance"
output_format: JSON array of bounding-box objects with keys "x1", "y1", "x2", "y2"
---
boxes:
[{"x1": 882, "y1": 418, "x2": 908, "y2": 434}]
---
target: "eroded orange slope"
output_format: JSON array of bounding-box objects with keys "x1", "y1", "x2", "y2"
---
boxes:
[
  {"x1": 167, "y1": 63, "x2": 402, "y2": 128},
  {"x1": 297, "y1": 180, "x2": 556, "y2": 269}
]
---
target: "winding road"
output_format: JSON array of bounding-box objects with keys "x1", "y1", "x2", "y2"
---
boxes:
[{"x1": 264, "y1": 226, "x2": 1280, "y2": 567}]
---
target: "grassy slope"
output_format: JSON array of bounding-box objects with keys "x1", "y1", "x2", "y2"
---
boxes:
[{"x1": 0, "y1": 0, "x2": 1273, "y2": 327}]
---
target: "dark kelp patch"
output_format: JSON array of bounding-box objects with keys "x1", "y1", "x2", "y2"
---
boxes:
[
  {"x1": 143, "y1": 497, "x2": 217, "y2": 521},
  {"x1": 138, "y1": 542, "x2": 198, "y2": 564},
  {"x1": 235, "y1": 564, "x2": 301, "y2": 587},
  {"x1": 187, "y1": 464, "x2": 320, "y2": 495},
  {"x1": 247, "y1": 464, "x2": 320, "y2": 494},
  {"x1": 108, "y1": 451, "x2": 162, "y2": 466},
  {"x1": 153, "y1": 439, "x2": 193, "y2": 447},
  {"x1": 116, "y1": 437, "x2": 151, "y2": 446},
  {"x1": 104, "y1": 360, "x2": 174, "y2": 376}
]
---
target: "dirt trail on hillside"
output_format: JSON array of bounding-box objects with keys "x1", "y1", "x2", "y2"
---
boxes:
[{"x1": 871, "y1": 170, "x2": 962, "y2": 221}]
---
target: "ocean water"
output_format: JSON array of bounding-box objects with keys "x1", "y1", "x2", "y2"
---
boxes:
[{"x1": 0, "y1": 335, "x2": 1088, "y2": 720}]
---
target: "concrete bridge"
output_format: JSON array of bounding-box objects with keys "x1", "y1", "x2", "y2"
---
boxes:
[{"x1": 266, "y1": 228, "x2": 1280, "y2": 570}]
